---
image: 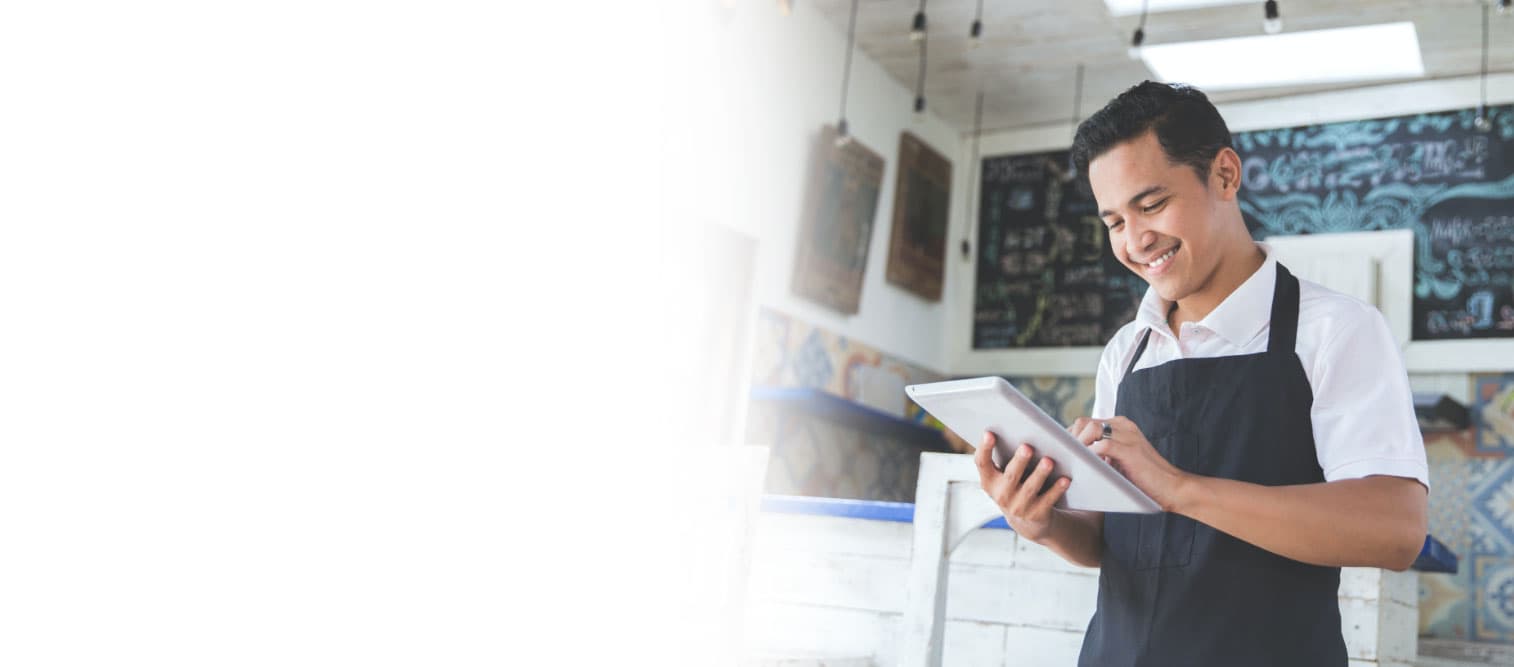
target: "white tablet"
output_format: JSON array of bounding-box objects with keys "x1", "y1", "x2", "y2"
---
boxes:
[{"x1": 906, "y1": 376, "x2": 1161, "y2": 514}]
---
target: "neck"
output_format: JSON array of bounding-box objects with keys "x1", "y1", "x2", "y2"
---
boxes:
[{"x1": 1169, "y1": 242, "x2": 1266, "y2": 329}]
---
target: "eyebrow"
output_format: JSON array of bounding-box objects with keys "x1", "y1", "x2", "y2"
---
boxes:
[{"x1": 1098, "y1": 185, "x2": 1168, "y2": 219}]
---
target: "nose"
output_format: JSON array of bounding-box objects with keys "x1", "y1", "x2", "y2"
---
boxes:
[{"x1": 1123, "y1": 219, "x2": 1159, "y2": 258}]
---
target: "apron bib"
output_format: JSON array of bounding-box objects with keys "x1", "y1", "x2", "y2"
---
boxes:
[{"x1": 1078, "y1": 264, "x2": 1347, "y2": 666}]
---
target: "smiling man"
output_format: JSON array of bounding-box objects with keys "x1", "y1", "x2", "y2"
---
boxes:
[{"x1": 970, "y1": 81, "x2": 1429, "y2": 666}]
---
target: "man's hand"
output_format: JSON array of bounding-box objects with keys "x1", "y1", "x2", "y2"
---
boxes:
[
  {"x1": 974, "y1": 431, "x2": 1070, "y2": 543},
  {"x1": 1069, "y1": 415, "x2": 1192, "y2": 512}
]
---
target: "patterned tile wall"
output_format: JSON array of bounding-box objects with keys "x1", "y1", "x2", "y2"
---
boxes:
[
  {"x1": 747, "y1": 308, "x2": 950, "y2": 502},
  {"x1": 746, "y1": 308, "x2": 1101, "y2": 502},
  {"x1": 1420, "y1": 372, "x2": 1514, "y2": 644},
  {"x1": 1003, "y1": 376, "x2": 1097, "y2": 427}
]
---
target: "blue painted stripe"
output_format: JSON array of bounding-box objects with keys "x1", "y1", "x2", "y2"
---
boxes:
[
  {"x1": 761, "y1": 494, "x2": 1457, "y2": 571},
  {"x1": 759, "y1": 494, "x2": 1011, "y2": 529}
]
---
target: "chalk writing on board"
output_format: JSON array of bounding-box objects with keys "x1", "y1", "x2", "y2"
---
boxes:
[
  {"x1": 1237, "y1": 107, "x2": 1514, "y2": 339},
  {"x1": 973, "y1": 104, "x2": 1514, "y2": 348},
  {"x1": 973, "y1": 151, "x2": 1120, "y2": 348}
]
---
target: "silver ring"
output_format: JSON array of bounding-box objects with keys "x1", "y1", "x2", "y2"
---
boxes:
[{"x1": 1099, "y1": 422, "x2": 1112, "y2": 440}]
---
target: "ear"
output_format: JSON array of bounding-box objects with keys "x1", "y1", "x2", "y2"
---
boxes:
[{"x1": 1211, "y1": 147, "x2": 1242, "y2": 200}]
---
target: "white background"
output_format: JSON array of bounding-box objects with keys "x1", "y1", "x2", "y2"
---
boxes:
[{"x1": 0, "y1": 1, "x2": 678, "y2": 664}]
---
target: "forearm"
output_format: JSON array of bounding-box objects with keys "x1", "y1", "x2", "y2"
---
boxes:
[
  {"x1": 1033, "y1": 508, "x2": 1103, "y2": 568},
  {"x1": 1173, "y1": 475, "x2": 1427, "y2": 570}
]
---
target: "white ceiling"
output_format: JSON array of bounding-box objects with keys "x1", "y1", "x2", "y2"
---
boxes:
[{"x1": 808, "y1": 0, "x2": 1514, "y2": 134}]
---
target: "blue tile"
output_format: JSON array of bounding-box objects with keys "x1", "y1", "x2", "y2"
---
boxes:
[
  {"x1": 1473, "y1": 555, "x2": 1514, "y2": 642},
  {"x1": 793, "y1": 330, "x2": 834, "y2": 390},
  {"x1": 1474, "y1": 373, "x2": 1514, "y2": 455},
  {"x1": 1469, "y1": 458, "x2": 1514, "y2": 556}
]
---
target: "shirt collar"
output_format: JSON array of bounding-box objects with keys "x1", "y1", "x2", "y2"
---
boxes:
[{"x1": 1133, "y1": 242, "x2": 1277, "y2": 346}]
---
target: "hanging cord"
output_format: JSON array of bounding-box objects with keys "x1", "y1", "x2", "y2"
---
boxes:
[
  {"x1": 963, "y1": 89, "x2": 985, "y2": 260},
  {"x1": 838, "y1": 0, "x2": 860, "y2": 133},
  {"x1": 1067, "y1": 63, "x2": 1084, "y2": 178},
  {"x1": 970, "y1": 0, "x2": 984, "y2": 42},
  {"x1": 915, "y1": 28, "x2": 928, "y2": 111},
  {"x1": 1481, "y1": 0, "x2": 1490, "y2": 122},
  {"x1": 1072, "y1": 63, "x2": 1084, "y2": 133}
]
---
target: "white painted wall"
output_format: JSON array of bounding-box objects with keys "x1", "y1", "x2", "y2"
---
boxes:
[
  {"x1": 945, "y1": 73, "x2": 1514, "y2": 377},
  {"x1": 679, "y1": 1, "x2": 965, "y2": 374}
]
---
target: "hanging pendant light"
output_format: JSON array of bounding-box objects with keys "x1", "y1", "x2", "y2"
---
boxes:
[
  {"x1": 1129, "y1": 0, "x2": 1149, "y2": 60},
  {"x1": 836, "y1": 0, "x2": 860, "y2": 146},
  {"x1": 1263, "y1": 0, "x2": 1283, "y2": 34},
  {"x1": 969, "y1": 0, "x2": 984, "y2": 47},
  {"x1": 910, "y1": 0, "x2": 927, "y2": 42}
]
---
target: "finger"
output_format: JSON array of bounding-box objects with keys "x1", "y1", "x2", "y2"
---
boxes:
[
  {"x1": 1109, "y1": 416, "x2": 1136, "y2": 434},
  {"x1": 1074, "y1": 419, "x2": 1102, "y2": 445},
  {"x1": 1089, "y1": 439, "x2": 1114, "y2": 460},
  {"x1": 1031, "y1": 475, "x2": 1072, "y2": 516},
  {"x1": 1068, "y1": 417, "x2": 1089, "y2": 436},
  {"x1": 1013, "y1": 455, "x2": 1056, "y2": 511},
  {"x1": 974, "y1": 431, "x2": 997, "y2": 485},
  {"x1": 1001, "y1": 443, "x2": 1033, "y2": 496}
]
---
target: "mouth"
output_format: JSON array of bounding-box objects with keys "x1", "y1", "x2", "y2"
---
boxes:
[{"x1": 1138, "y1": 243, "x2": 1180, "y2": 276}]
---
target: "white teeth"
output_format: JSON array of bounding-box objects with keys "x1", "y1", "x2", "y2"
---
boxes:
[{"x1": 1146, "y1": 247, "x2": 1177, "y2": 268}]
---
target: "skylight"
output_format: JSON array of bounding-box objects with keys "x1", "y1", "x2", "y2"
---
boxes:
[
  {"x1": 1103, "y1": 0, "x2": 1254, "y2": 17},
  {"x1": 1139, "y1": 22, "x2": 1425, "y2": 91}
]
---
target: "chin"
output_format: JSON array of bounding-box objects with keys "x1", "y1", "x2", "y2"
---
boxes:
[{"x1": 1151, "y1": 279, "x2": 1189, "y2": 303}]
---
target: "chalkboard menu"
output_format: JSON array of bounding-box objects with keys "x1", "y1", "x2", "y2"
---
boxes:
[
  {"x1": 973, "y1": 104, "x2": 1514, "y2": 349},
  {"x1": 973, "y1": 153, "x2": 1134, "y2": 348}
]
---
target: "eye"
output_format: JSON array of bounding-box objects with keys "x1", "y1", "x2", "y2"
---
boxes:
[
  {"x1": 1141, "y1": 197, "x2": 1169, "y2": 214},
  {"x1": 1106, "y1": 220, "x2": 1124, "y2": 231}
]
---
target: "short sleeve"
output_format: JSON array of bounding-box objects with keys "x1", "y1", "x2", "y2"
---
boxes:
[{"x1": 1309, "y1": 303, "x2": 1429, "y2": 490}]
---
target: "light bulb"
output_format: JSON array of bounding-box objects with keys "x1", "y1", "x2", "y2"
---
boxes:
[
  {"x1": 836, "y1": 119, "x2": 852, "y2": 147},
  {"x1": 910, "y1": 11, "x2": 926, "y2": 41},
  {"x1": 1263, "y1": 0, "x2": 1282, "y2": 34},
  {"x1": 969, "y1": 20, "x2": 982, "y2": 47},
  {"x1": 1476, "y1": 113, "x2": 1494, "y2": 133},
  {"x1": 1128, "y1": 27, "x2": 1144, "y2": 60},
  {"x1": 914, "y1": 96, "x2": 926, "y2": 116}
]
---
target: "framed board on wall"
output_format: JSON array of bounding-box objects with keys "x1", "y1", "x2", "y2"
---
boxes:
[
  {"x1": 885, "y1": 132, "x2": 952, "y2": 301},
  {"x1": 966, "y1": 104, "x2": 1514, "y2": 372},
  {"x1": 792, "y1": 124, "x2": 885, "y2": 315},
  {"x1": 972, "y1": 151, "x2": 1131, "y2": 350}
]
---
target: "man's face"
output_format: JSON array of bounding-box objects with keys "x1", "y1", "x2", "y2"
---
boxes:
[{"x1": 1088, "y1": 130, "x2": 1229, "y2": 303}]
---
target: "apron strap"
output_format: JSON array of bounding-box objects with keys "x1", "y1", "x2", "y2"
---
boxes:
[
  {"x1": 1267, "y1": 263, "x2": 1301, "y2": 355},
  {"x1": 1123, "y1": 300, "x2": 1174, "y2": 379},
  {"x1": 1124, "y1": 328, "x2": 1153, "y2": 378}
]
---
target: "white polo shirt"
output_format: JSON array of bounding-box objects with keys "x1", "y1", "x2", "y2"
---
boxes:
[{"x1": 1091, "y1": 243, "x2": 1430, "y2": 489}]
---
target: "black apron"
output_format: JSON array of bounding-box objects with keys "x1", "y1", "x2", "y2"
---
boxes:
[{"x1": 1078, "y1": 264, "x2": 1347, "y2": 666}]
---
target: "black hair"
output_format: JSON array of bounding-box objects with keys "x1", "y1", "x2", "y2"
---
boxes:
[{"x1": 1070, "y1": 80, "x2": 1233, "y2": 188}]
